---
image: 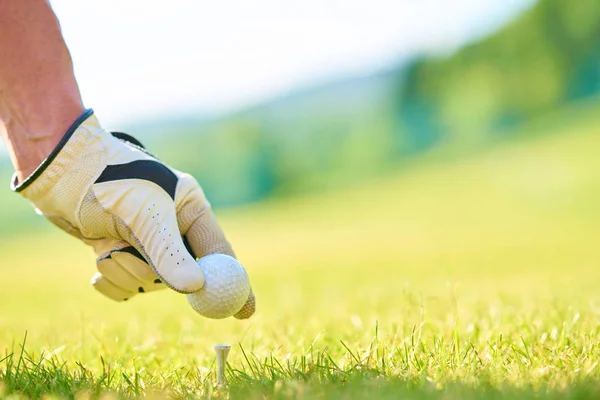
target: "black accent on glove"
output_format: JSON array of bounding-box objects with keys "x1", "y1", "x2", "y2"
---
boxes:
[
  {"x1": 95, "y1": 160, "x2": 178, "y2": 200},
  {"x1": 105, "y1": 246, "x2": 145, "y2": 262},
  {"x1": 110, "y1": 132, "x2": 146, "y2": 149}
]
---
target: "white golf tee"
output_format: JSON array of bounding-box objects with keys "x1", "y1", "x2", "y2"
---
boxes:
[{"x1": 214, "y1": 344, "x2": 231, "y2": 386}]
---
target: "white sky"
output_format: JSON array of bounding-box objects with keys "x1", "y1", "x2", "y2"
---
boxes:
[
  {"x1": 0, "y1": 0, "x2": 534, "y2": 156},
  {"x1": 49, "y1": 0, "x2": 534, "y2": 126}
]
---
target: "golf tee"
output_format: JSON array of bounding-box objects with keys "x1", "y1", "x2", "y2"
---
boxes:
[{"x1": 214, "y1": 344, "x2": 231, "y2": 386}]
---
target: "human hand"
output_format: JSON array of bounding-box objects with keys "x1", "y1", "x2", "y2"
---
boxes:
[{"x1": 12, "y1": 109, "x2": 255, "y2": 319}]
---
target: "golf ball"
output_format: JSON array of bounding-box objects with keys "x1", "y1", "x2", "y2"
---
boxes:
[{"x1": 186, "y1": 254, "x2": 251, "y2": 319}]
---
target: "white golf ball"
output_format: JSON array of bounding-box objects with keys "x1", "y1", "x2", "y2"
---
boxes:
[{"x1": 186, "y1": 254, "x2": 251, "y2": 319}]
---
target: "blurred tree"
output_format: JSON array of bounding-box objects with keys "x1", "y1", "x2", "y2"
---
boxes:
[{"x1": 395, "y1": 0, "x2": 600, "y2": 144}]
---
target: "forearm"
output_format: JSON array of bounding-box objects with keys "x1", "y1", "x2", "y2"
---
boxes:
[{"x1": 0, "y1": 0, "x2": 85, "y2": 181}]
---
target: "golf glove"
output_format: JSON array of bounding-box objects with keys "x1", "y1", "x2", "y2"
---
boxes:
[{"x1": 11, "y1": 109, "x2": 255, "y2": 319}]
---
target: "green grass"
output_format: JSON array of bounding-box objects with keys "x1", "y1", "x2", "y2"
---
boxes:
[{"x1": 1, "y1": 105, "x2": 600, "y2": 399}]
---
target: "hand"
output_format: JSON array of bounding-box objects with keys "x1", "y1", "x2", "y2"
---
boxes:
[{"x1": 12, "y1": 109, "x2": 255, "y2": 319}]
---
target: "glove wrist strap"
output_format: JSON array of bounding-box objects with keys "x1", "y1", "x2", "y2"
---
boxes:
[{"x1": 11, "y1": 109, "x2": 95, "y2": 193}]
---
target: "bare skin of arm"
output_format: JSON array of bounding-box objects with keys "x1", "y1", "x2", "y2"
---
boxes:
[{"x1": 0, "y1": 0, "x2": 85, "y2": 182}]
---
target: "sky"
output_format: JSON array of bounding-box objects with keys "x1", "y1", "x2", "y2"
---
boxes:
[
  {"x1": 0, "y1": 0, "x2": 534, "y2": 156},
  {"x1": 48, "y1": 0, "x2": 535, "y2": 126}
]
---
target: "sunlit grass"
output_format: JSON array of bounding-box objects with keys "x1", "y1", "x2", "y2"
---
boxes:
[{"x1": 1, "y1": 107, "x2": 600, "y2": 398}]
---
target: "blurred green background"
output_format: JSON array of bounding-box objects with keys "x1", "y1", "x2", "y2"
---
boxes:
[{"x1": 133, "y1": 0, "x2": 600, "y2": 207}]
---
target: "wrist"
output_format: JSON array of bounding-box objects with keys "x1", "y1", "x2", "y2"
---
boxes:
[{"x1": 0, "y1": 102, "x2": 84, "y2": 182}]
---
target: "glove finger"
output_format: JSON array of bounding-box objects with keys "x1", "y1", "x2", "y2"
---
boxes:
[
  {"x1": 98, "y1": 246, "x2": 166, "y2": 294},
  {"x1": 97, "y1": 251, "x2": 144, "y2": 292},
  {"x1": 91, "y1": 272, "x2": 136, "y2": 302},
  {"x1": 111, "y1": 246, "x2": 166, "y2": 291},
  {"x1": 177, "y1": 180, "x2": 235, "y2": 259},
  {"x1": 184, "y1": 208, "x2": 235, "y2": 259},
  {"x1": 234, "y1": 288, "x2": 256, "y2": 320},
  {"x1": 93, "y1": 177, "x2": 205, "y2": 293}
]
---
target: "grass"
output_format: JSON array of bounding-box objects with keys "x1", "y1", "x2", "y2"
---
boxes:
[{"x1": 1, "y1": 104, "x2": 600, "y2": 399}]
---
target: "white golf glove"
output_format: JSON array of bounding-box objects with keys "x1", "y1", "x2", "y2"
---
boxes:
[{"x1": 12, "y1": 109, "x2": 255, "y2": 319}]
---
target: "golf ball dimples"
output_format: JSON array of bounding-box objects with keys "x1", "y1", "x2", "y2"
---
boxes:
[{"x1": 187, "y1": 254, "x2": 251, "y2": 319}]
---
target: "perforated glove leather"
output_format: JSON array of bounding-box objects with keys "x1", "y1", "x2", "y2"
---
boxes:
[{"x1": 11, "y1": 109, "x2": 255, "y2": 319}]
